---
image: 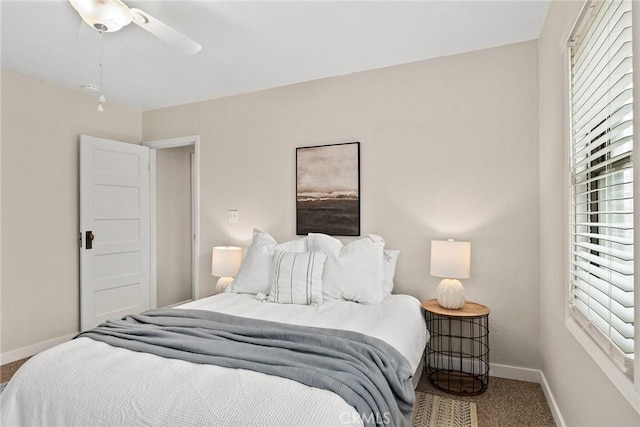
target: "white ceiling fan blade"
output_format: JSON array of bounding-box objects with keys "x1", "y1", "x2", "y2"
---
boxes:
[{"x1": 130, "y1": 8, "x2": 201, "y2": 55}]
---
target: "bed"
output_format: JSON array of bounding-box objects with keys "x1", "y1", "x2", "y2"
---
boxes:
[{"x1": 1, "y1": 231, "x2": 428, "y2": 426}]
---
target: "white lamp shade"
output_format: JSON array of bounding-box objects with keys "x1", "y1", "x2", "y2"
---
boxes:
[
  {"x1": 211, "y1": 246, "x2": 242, "y2": 277},
  {"x1": 430, "y1": 240, "x2": 471, "y2": 279}
]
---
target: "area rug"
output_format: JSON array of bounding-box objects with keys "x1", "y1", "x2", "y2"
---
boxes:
[{"x1": 412, "y1": 392, "x2": 478, "y2": 427}]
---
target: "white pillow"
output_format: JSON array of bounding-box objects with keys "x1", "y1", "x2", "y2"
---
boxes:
[
  {"x1": 268, "y1": 250, "x2": 327, "y2": 306},
  {"x1": 227, "y1": 230, "x2": 307, "y2": 295},
  {"x1": 382, "y1": 249, "x2": 400, "y2": 297},
  {"x1": 307, "y1": 233, "x2": 385, "y2": 304}
]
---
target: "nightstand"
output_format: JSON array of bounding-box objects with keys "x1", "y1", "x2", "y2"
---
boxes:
[{"x1": 422, "y1": 299, "x2": 490, "y2": 395}]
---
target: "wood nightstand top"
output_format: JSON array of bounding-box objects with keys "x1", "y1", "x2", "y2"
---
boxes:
[{"x1": 422, "y1": 299, "x2": 490, "y2": 317}]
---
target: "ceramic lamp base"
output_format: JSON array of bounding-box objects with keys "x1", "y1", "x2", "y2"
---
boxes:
[
  {"x1": 436, "y1": 278, "x2": 466, "y2": 309},
  {"x1": 215, "y1": 277, "x2": 234, "y2": 294}
]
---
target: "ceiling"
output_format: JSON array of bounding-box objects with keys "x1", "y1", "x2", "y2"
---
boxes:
[{"x1": 1, "y1": 0, "x2": 550, "y2": 111}]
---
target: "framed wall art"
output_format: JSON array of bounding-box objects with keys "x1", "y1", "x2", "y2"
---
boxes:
[{"x1": 296, "y1": 142, "x2": 360, "y2": 236}]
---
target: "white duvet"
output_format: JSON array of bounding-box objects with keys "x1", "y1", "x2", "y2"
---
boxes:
[{"x1": 1, "y1": 293, "x2": 427, "y2": 427}]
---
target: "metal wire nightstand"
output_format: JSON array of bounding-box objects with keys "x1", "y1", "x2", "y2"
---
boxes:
[{"x1": 422, "y1": 299, "x2": 490, "y2": 395}]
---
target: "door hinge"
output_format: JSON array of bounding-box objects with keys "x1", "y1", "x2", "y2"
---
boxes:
[{"x1": 78, "y1": 232, "x2": 82, "y2": 248}]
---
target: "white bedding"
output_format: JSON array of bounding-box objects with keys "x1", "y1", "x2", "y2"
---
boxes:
[{"x1": 1, "y1": 293, "x2": 427, "y2": 427}]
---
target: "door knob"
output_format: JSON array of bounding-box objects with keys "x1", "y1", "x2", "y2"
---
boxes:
[{"x1": 86, "y1": 231, "x2": 94, "y2": 249}]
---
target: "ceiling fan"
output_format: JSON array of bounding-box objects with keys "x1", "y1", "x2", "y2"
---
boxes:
[{"x1": 69, "y1": 0, "x2": 202, "y2": 55}]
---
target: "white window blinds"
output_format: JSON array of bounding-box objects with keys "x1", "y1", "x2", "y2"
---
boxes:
[{"x1": 569, "y1": 0, "x2": 634, "y2": 375}]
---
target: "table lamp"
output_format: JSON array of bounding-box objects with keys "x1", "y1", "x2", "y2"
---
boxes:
[
  {"x1": 211, "y1": 246, "x2": 242, "y2": 294},
  {"x1": 430, "y1": 239, "x2": 471, "y2": 309}
]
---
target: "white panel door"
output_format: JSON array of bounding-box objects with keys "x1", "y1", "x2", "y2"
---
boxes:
[{"x1": 80, "y1": 135, "x2": 150, "y2": 331}]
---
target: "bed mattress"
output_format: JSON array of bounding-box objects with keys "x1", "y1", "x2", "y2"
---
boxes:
[{"x1": 1, "y1": 293, "x2": 427, "y2": 426}]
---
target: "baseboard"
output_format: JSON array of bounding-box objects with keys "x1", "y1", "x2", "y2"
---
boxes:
[
  {"x1": 0, "y1": 332, "x2": 77, "y2": 365},
  {"x1": 166, "y1": 299, "x2": 193, "y2": 308},
  {"x1": 539, "y1": 370, "x2": 566, "y2": 427},
  {"x1": 490, "y1": 363, "x2": 565, "y2": 427},
  {"x1": 490, "y1": 363, "x2": 542, "y2": 383}
]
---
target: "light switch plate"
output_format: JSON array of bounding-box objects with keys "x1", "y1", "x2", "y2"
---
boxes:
[{"x1": 228, "y1": 210, "x2": 239, "y2": 223}]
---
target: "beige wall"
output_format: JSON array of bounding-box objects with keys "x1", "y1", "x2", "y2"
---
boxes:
[
  {"x1": 0, "y1": 69, "x2": 141, "y2": 354},
  {"x1": 3, "y1": 9, "x2": 639, "y2": 420},
  {"x1": 538, "y1": 1, "x2": 639, "y2": 425},
  {"x1": 156, "y1": 145, "x2": 194, "y2": 307},
  {"x1": 143, "y1": 40, "x2": 541, "y2": 371}
]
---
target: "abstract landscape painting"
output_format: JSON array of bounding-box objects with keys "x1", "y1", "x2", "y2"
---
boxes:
[{"x1": 296, "y1": 142, "x2": 360, "y2": 236}]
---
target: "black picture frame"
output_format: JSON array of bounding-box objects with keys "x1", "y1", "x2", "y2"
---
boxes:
[{"x1": 296, "y1": 142, "x2": 360, "y2": 236}]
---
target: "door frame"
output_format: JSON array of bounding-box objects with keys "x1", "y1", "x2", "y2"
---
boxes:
[{"x1": 144, "y1": 135, "x2": 201, "y2": 306}]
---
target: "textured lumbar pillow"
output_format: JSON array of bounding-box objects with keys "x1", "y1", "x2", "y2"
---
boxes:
[{"x1": 268, "y1": 250, "x2": 327, "y2": 306}]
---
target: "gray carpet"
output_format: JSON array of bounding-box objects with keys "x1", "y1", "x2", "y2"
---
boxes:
[{"x1": 416, "y1": 374, "x2": 555, "y2": 427}]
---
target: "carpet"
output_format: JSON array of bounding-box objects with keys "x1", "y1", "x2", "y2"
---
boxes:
[{"x1": 412, "y1": 392, "x2": 478, "y2": 427}]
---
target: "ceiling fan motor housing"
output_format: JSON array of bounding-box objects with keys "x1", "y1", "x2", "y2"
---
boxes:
[
  {"x1": 68, "y1": 0, "x2": 201, "y2": 54},
  {"x1": 69, "y1": 0, "x2": 133, "y2": 32}
]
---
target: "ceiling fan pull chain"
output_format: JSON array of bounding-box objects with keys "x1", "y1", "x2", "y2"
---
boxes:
[{"x1": 97, "y1": 33, "x2": 106, "y2": 112}]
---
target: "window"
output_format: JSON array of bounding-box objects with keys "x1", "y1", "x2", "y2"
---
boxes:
[{"x1": 569, "y1": 0, "x2": 634, "y2": 377}]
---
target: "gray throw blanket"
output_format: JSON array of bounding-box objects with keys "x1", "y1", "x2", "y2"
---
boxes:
[{"x1": 77, "y1": 308, "x2": 414, "y2": 426}]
